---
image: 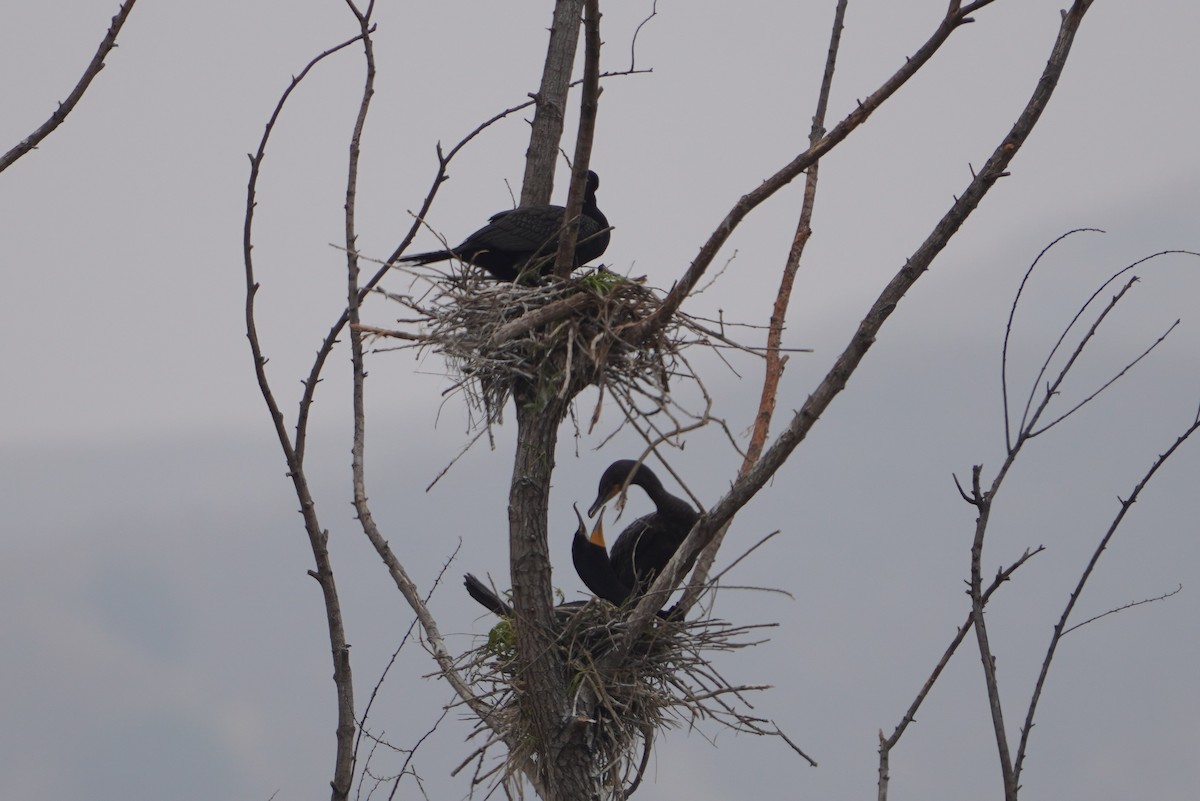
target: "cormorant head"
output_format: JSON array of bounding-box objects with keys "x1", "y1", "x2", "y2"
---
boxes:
[
  {"x1": 574, "y1": 503, "x2": 607, "y2": 545},
  {"x1": 587, "y1": 459, "x2": 644, "y2": 517}
]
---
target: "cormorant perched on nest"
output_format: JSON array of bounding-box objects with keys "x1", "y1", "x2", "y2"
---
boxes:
[
  {"x1": 465, "y1": 510, "x2": 621, "y2": 617},
  {"x1": 571, "y1": 509, "x2": 634, "y2": 607},
  {"x1": 588, "y1": 460, "x2": 699, "y2": 597},
  {"x1": 465, "y1": 508, "x2": 678, "y2": 618},
  {"x1": 401, "y1": 170, "x2": 610, "y2": 282}
]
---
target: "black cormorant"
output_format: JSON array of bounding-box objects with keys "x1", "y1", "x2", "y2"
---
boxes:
[
  {"x1": 401, "y1": 170, "x2": 610, "y2": 282},
  {"x1": 587, "y1": 459, "x2": 699, "y2": 596},
  {"x1": 465, "y1": 506, "x2": 679, "y2": 620},
  {"x1": 571, "y1": 508, "x2": 634, "y2": 606},
  {"x1": 464, "y1": 512, "x2": 618, "y2": 617}
]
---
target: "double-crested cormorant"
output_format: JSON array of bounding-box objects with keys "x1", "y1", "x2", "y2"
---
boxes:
[
  {"x1": 465, "y1": 507, "x2": 678, "y2": 620},
  {"x1": 571, "y1": 508, "x2": 634, "y2": 606},
  {"x1": 401, "y1": 170, "x2": 610, "y2": 282},
  {"x1": 465, "y1": 511, "x2": 617, "y2": 617},
  {"x1": 587, "y1": 460, "x2": 699, "y2": 596}
]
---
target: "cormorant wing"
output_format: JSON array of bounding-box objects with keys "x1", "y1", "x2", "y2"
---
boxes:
[{"x1": 460, "y1": 205, "x2": 567, "y2": 255}]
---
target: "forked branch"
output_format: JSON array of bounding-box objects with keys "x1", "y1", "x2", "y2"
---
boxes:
[
  {"x1": 625, "y1": 0, "x2": 1095, "y2": 641},
  {"x1": 337, "y1": 0, "x2": 500, "y2": 755},
  {"x1": 1013, "y1": 406, "x2": 1200, "y2": 787},
  {"x1": 629, "y1": 0, "x2": 1003, "y2": 339},
  {"x1": 685, "y1": 0, "x2": 849, "y2": 605},
  {"x1": 878, "y1": 546, "x2": 1044, "y2": 801},
  {"x1": 242, "y1": 30, "x2": 369, "y2": 801}
]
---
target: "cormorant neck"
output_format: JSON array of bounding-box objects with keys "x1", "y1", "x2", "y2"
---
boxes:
[
  {"x1": 583, "y1": 190, "x2": 606, "y2": 226},
  {"x1": 631, "y1": 463, "x2": 673, "y2": 506},
  {"x1": 630, "y1": 463, "x2": 697, "y2": 525}
]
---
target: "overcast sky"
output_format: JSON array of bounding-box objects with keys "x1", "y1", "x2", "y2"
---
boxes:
[{"x1": 2, "y1": 2, "x2": 1198, "y2": 800}]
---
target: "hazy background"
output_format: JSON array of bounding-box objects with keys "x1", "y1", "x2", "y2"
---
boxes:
[{"x1": 2, "y1": 2, "x2": 1197, "y2": 799}]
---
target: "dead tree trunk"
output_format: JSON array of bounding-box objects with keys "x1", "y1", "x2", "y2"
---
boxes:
[{"x1": 508, "y1": 383, "x2": 604, "y2": 800}]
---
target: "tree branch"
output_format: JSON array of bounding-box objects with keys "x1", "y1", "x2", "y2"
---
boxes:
[
  {"x1": 1014, "y1": 407, "x2": 1200, "y2": 786},
  {"x1": 521, "y1": 0, "x2": 585, "y2": 205},
  {"x1": 684, "y1": 0, "x2": 848, "y2": 607},
  {"x1": 339, "y1": 2, "x2": 517, "y2": 789},
  {"x1": 968, "y1": 468, "x2": 1017, "y2": 799},
  {"x1": 242, "y1": 29, "x2": 368, "y2": 801},
  {"x1": 625, "y1": 0, "x2": 1094, "y2": 642},
  {"x1": 878, "y1": 546, "x2": 1043, "y2": 801},
  {"x1": 0, "y1": 0, "x2": 138, "y2": 173},
  {"x1": 551, "y1": 0, "x2": 602, "y2": 277},
  {"x1": 1001, "y1": 228, "x2": 1105, "y2": 450},
  {"x1": 627, "y1": 1, "x2": 1002, "y2": 341}
]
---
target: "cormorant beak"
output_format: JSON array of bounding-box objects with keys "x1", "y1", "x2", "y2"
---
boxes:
[
  {"x1": 587, "y1": 484, "x2": 624, "y2": 518},
  {"x1": 589, "y1": 511, "x2": 606, "y2": 547},
  {"x1": 587, "y1": 488, "x2": 609, "y2": 518}
]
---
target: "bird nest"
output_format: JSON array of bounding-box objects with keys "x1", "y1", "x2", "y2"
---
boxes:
[
  {"x1": 452, "y1": 600, "x2": 779, "y2": 798},
  {"x1": 369, "y1": 265, "x2": 693, "y2": 427}
]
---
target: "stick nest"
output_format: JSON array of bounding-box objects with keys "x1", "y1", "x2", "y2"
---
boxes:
[
  {"x1": 453, "y1": 601, "x2": 777, "y2": 798},
  {"x1": 375, "y1": 266, "x2": 687, "y2": 425}
]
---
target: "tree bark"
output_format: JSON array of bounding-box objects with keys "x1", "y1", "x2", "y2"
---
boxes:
[
  {"x1": 521, "y1": 0, "x2": 585, "y2": 206},
  {"x1": 509, "y1": 387, "x2": 600, "y2": 800},
  {"x1": 509, "y1": 3, "x2": 602, "y2": 797}
]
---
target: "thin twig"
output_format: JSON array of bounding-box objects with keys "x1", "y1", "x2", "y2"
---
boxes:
[
  {"x1": 1029, "y1": 318, "x2": 1180, "y2": 438},
  {"x1": 352, "y1": 541, "x2": 462, "y2": 778},
  {"x1": 709, "y1": 530, "x2": 783, "y2": 584},
  {"x1": 1016, "y1": 249, "x2": 1200, "y2": 443},
  {"x1": 0, "y1": 0, "x2": 138, "y2": 173},
  {"x1": 628, "y1": 0, "x2": 659, "y2": 73},
  {"x1": 1001, "y1": 228, "x2": 1105, "y2": 450},
  {"x1": 1014, "y1": 409, "x2": 1200, "y2": 786},
  {"x1": 1061, "y1": 584, "x2": 1183, "y2": 636}
]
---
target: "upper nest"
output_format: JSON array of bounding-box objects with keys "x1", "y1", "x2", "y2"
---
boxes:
[{"x1": 378, "y1": 266, "x2": 686, "y2": 424}]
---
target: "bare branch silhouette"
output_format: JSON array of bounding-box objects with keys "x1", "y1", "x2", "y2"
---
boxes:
[
  {"x1": 0, "y1": 0, "x2": 138, "y2": 173},
  {"x1": 629, "y1": 1, "x2": 1005, "y2": 340},
  {"x1": 1014, "y1": 249, "x2": 1200, "y2": 444},
  {"x1": 685, "y1": 0, "x2": 849, "y2": 608},
  {"x1": 627, "y1": 0, "x2": 1097, "y2": 641},
  {"x1": 242, "y1": 29, "x2": 369, "y2": 800},
  {"x1": 1014, "y1": 410, "x2": 1200, "y2": 786},
  {"x1": 878, "y1": 547, "x2": 1044, "y2": 801},
  {"x1": 1061, "y1": 584, "x2": 1183, "y2": 637},
  {"x1": 1001, "y1": 228, "x2": 1106, "y2": 449}
]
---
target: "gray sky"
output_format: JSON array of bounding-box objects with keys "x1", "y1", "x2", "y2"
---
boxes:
[{"x1": 2, "y1": 2, "x2": 1198, "y2": 800}]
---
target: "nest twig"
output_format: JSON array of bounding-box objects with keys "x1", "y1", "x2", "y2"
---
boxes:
[{"x1": 451, "y1": 601, "x2": 784, "y2": 798}]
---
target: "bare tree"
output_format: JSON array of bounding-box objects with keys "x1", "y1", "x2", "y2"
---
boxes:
[{"x1": 243, "y1": 2, "x2": 1197, "y2": 800}]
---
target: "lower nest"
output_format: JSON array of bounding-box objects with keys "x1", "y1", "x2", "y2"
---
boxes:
[{"x1": 456, "y1": 601, "x2": 772, "y2": 797}]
